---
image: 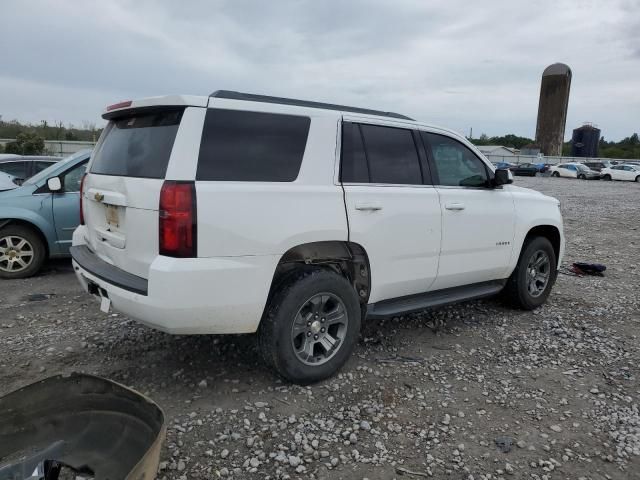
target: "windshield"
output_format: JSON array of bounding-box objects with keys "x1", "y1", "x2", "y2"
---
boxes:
[{"x1": 24, "y1": 149, "x2": 92, "y2": 185}]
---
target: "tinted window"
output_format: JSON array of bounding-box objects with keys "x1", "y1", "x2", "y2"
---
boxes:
[
  {"x1": 35, "y1": 161, "x2": 55, "y2": 174},
  {"x1": 0, "y1": 161, "x2": 27, "y2": 179},
  {"x1": 197, "y1": 109, "x2": 310, "y2": 182},
  {"x1": 423, "y1": 133, "x2": 488, "y2": 187},
  {"x1": 90, "y1": 109, "x2": 183, "y2": 178},
  {"x1": 340, "y1": 122, "x2": 369, "y2": 183},
  {"x1": 359, "y1": 124, "x2": 422, "y2": 185},
  {"x1": 62, "y1": 162, "x2": 88, "y2": 192}
]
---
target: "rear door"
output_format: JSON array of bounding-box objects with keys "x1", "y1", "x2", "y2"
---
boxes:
[
  {"x1": 341, "y1": 120, "x2": 441, "y2": 303},
  {"x1": 421, "y1": 132, "x2": 515, "y2": 290},
  {"x1": 51, "y1": 160, "x2": 88, "y2": 252},
  {"x1": 82, "y1": 108, "x2": 192, "y2": 278}
]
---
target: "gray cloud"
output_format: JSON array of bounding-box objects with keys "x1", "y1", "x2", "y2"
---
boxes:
[{"x1": 1, "y1": 0, "x2": 638, "y2": 140}]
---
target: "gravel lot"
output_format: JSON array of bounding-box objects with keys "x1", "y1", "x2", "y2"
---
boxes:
[{"x1": 1, "y1": 176, "x2": 639, "y2": 480}]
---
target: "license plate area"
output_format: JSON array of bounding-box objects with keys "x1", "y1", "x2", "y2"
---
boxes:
[{"x1": 105, "y1": 204, "x2": 120, "y2": 227}]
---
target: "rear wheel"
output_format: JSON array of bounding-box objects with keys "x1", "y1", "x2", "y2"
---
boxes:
[
  {"x1": 504, "y1": 236, "x2": 557, "y2": 310},
  {"x1": 603, "y1": 174, "x2": 612, "y2": 181},
  {"x1": 552, "y1": 172, "x2": 560, "y2": 178},
  {"x1": 578, "y1": 174, "x2": 586, "y2": 180},
  {"x1": 0, "y1": 225, "x2": 46, "y2": 279},
  {"x1": 635, "y1": 176, "x2": 639, "y2": 182},
  {"x1": 258, "y1": 269, "x2": 361, "y2": 384}
]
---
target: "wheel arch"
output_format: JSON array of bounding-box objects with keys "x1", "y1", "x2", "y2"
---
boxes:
[
  {"x1": 523, "y1": 224, "x2": 561, "y2": 262},
  {"x1": 267, "y1": 241, "x2": 371, "y2": 306},
  {"x1": 0, "y1": 218, "x2": 50, "y2": 258}
]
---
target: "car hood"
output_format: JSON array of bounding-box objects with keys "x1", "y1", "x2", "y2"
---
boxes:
[{"x1": 0, "y1": 182, "x2": 38, "y2": 200}]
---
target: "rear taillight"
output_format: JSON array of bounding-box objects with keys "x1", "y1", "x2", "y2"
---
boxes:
[
  {"x1": 159, "y1": 181, "x2": 197, "y2": 258},
  {"x1": 79, "y1": 173, "x2": 87, "y2": 225}
]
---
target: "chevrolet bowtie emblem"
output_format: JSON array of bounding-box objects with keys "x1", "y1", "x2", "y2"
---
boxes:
[{"x1": 94, "y1": 192, "x2": 104, "y2": 202}]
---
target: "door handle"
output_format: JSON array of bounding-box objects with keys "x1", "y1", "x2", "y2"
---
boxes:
[
  {"x1": 355, "y1": 202, "x2": 383, "y2": 211},
  {"x1": 445, "y1": 202, "x2": 465, "y2": 211}
]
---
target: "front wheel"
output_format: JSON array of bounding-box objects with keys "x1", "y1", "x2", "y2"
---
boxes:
[
  {"x1": 578, "y1": 174, "x2": 586, "y2": 180},
  {"x1": 504, "y1": 236, "x2": 557, "y2": 310},
  {"x1": 602, "y1": 174, "x2": 612, "y2": 181},
  {"x1": 0, "y1": 225, "x2": 46, "y2": 279},
  {"x1": 258, "y1": 269, "x2": 361, "y2": 384},
  {"x1": 552, "y1": 172, "x2": 560, "y2": 177}
]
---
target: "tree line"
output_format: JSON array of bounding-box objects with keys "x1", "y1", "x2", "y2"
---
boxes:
[
  {"x1": 470, "y1": 132, "x2": 640, "y2": 159},
  {"x1": 0, "y1": 119, "x2": 102, "y2": 155}
]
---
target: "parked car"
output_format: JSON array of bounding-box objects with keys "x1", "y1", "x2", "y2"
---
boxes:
[
  {"x1": 0, "y1": 150, "x2": 91, "y2": 278},
  {"x1": 492, "y1": 161, "x2": 516, "y2": 170},
  {"x1": 71, "y1": 92, "x2": 564, "y2": 384},
  {"x1": 549, "y1": 163, "x2": 600, "y2": 180},
  {"x1": 510, "y1": 163, "x2": 538, "y2": 176},
  {"x1": 0, "y1": 155, "x2": 62, "y2": 185},
  {"x1": 600, "y1": 164, "x2": 640, "y2": 182},
  {"x1": 582, "y1": 160, "x2": 613, "y2": 172}
]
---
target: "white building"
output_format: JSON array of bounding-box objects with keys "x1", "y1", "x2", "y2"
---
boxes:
[{"x1": 476, "y1": 145, "x2": 517, "y2": 156}]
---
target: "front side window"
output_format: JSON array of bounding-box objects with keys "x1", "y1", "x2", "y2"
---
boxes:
[
  {"x1": 357, "y1": 124, "x2": 422, "y2": 185},
  {"x1": 62, "y1": 162, "x2": 88, "y2": 192},
  {"x1": 422, "y1": 133, "x2": 488, "y2": 187},
  {"x1": 197, "y1": 109, "x2": 310, "y2": 182}
]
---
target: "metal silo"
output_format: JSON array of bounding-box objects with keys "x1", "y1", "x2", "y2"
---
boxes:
[
  {"x1": 535, "y1": 63, "x2": 572, "y2": 156},
  {"x1": 571, "y1": 124, "x2": 601, "y2": 157}
]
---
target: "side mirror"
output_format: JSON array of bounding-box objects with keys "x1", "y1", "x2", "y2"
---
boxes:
[
  {"x1": 493, "y1": 169, "x2": 513, "y2": 187},
  {"x1": 47, "y1": 177, "x2": 62, "y2": 192}
]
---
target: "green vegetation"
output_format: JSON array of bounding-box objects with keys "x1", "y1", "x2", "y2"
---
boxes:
[
  {"x1": 471, "y1": 132, "x2": 640, "y2": 159},
  {"x1": 0, "y1": 119, "x2": 100, "y2": 155}
]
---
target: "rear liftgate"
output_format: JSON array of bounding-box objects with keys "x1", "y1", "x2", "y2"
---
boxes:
[{"x1": 0, "y1": 373, "x2": 165, "y2": 480}]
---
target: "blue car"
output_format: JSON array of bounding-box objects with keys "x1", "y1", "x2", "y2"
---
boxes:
[{"x1": 0, "y1": 150, "x2": 91, "y2": 278}]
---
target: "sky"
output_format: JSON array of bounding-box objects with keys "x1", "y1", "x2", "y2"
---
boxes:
[{"x1": 1, "y1": 0, "x2": 638, "y2": 141}]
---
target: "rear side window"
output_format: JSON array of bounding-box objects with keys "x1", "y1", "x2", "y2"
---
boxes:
[
  {"x1": 197, "y1": 109, "x2": 310, "y2": 182},
  {"x1": 357, "y1": 124, "x2": 422, "y2": 185},
  {"x1": 90, "y1": 109, "x2": 183, "y2": 178},
  {"x1": 340, "y1": 122, "x2": 369, "y2": 183}
]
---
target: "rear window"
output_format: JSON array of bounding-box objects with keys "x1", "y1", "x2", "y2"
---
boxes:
[
  {"x1": 90, "y1": 109, "x2": 183, "y2": 178},
  {"x1": 196, "y1": 109, "x2": 310, "y2": 182}
]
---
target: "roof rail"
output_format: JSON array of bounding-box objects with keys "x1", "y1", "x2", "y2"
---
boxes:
[{"x1": 209, "y1": 90, "x2": 414, "y2": 121}]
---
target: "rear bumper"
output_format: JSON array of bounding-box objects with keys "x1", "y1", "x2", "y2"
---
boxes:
[{"x1": 71, "y1": 234, "x2": 279, "y2": 335}]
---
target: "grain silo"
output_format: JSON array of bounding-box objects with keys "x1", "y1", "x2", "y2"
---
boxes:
[
  {"x1": 571, "y1": 124, "x2": 601, "y2": 157},
  {"x1": 535, "y1": 63, "x2": 572, "y2": 156}
]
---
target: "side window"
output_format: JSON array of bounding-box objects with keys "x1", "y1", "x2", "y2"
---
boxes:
[
  {"x1": 0, "y1": 161, "x2": 27, "y2": 179},
  {"x1": 340, "y1": 122, "x2": 369, "y2": 183},
  {"x1": 422, "y1": 132, "x2": 489, "y2": 187},
  {"x1": 358, "y1": 124, "x2": 422, "y2": 185},
  {"x1": 568, "y1": 165, "x2": 577, "y2": 171},
  {"x1": 197, "y1": 109, "x2": 310, "y2": 182},
  {"x1": 61, "y1": 162, "x2": 87, "y2": 192},
  {"x1": 35, "y1": 161, "x2": 55, "y2": 174}
]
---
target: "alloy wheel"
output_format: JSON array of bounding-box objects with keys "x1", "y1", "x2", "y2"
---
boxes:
[
  {"x1": 291, "y1": 293, "x2": 349, "y2": 366},
  {"x1": 0, "y1": 235, "x2": 35, "y2": 273},
  {"x1": 526, "y1": 250, "x2": 551, "y2": 298}
]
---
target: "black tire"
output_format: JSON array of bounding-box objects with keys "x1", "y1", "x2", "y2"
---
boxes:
[
  {"x1": 635, "y1": 176, "x2": 639, "y2": 183},
  {"x1": 552, "y1": 172, "x2": 560, "y2": 177},
  {"x1": 603, "y1": 174, "x2": 612, "y2": 181},
  {"x1": 258, "y1": 268, "x2": 361, "y2": 384},
  {"x1": 0, "y1": 225, "x2": 46, "y2": 279},
  {"x1": 504, "y1": 236, "x2": 557, "y2": 310},
  {"x1": 578, "y1": 174, "x2": 586, "y2": 180}
]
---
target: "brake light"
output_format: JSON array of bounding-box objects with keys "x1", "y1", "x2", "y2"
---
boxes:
[
  {"x1": 159, "y1": 181, "x2": 197, "y2": 258},
  {"x1": 106, "y1": 100, "x2": 132, "y2": 111},
  {"x1": 79, "y1": 173, "x2": 87, "y2": 225}
]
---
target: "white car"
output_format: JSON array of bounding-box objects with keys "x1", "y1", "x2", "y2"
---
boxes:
[
  {"x1": 548, "y1": 163, "x2": 600, "y2": 180},
  {"x1": 600, "y1": 164, "x2": 640, "y2": 182},
  {"x1": 71, "y1": 91, "x2": 565, "y2": 383}
]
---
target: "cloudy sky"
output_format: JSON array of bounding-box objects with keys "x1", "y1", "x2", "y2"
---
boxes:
[{"x1": 1, "y1": 0, "x2": 638, "y2": 140}]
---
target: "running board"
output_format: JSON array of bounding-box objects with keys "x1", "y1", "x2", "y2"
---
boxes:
[{"x1": 366, "y1": 280, "x2": 506, "y2": 319}]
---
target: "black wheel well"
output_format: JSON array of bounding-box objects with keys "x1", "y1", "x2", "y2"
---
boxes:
[
  {"x1": 524, "y1": 225, "x2": 560, "y2": 261},
  {"x1": 268, "y1": 241, "x2": 371, "y2": 305},
  {"x1": 0, "y1": 219, "x2": 50, "y2": 258}
]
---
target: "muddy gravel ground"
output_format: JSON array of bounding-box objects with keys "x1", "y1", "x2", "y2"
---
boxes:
[{"x1": 1, "y1": 176, "x2": 639, "y2": 480}]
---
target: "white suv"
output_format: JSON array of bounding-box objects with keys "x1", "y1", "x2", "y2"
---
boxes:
[{"x1": 71, "y1": 91, "x2": 564, "y2": 384}]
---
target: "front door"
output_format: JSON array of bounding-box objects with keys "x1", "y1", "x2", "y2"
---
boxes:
[
  {"x1": 421, "y1": 132, "x2": 515, "y2": 290},
  {"x1": 341, "y1": 120, "x2": 442, "y2": 303},
  {"x1": 52, "y1": 161, "x2": 87, "y2": 253}
]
